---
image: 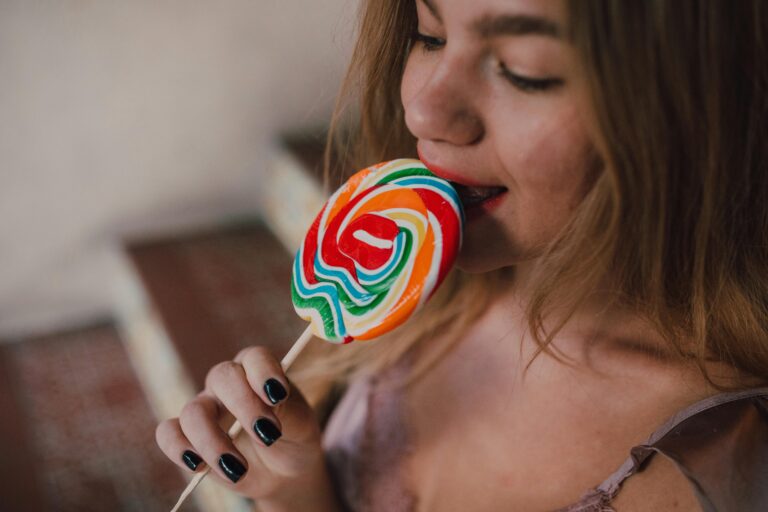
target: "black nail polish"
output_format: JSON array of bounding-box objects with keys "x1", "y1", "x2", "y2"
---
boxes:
[
  {"x1": 254, "y1": 417, "x2": 282, "y2": 446},
  {"x1": 264, "y1": 378, "x2": 287, "y2": 404},
  {"x1": 182, "y1": 450, "x2": 203, "y2": 471},
  {"x1": 218, "y1": 453, "x2": 247, "y2": 483}
]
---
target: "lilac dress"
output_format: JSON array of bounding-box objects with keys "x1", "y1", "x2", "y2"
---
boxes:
[{"x1": 321, "y1": 357, "x2": 768, "y2": 512}]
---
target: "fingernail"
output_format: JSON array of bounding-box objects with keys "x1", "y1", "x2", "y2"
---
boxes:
[
  {"x1": 218, "y1": 453, "x2": 246, "y2": 483},
  {"x1": 254, "y1": 417, "x2": 282, "y2": 446},
  {"x1": 182, "y1": 450, "x2": 202, "y2": 472},
  {"x1": 264, "y1": 378, "x2": 287, "y2": 404}
]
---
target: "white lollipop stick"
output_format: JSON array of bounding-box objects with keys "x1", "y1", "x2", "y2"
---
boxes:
[{"x1": 169, "y1": 326, "x2": 313, "y2": 512}]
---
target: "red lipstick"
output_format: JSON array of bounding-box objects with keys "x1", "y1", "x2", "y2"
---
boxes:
[{"x1": 418, "y1": 153, "x2": 487, "y2": 187}]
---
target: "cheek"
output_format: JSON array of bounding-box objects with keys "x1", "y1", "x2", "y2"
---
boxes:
[
  {"x1": 497, "y1": 105, "x2": 596, "y2": 206},
  {"x1": 400, "y1": 53, "x2": 422, "y2": 111}
]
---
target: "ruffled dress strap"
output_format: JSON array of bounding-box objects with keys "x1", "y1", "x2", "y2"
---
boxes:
[{"x1": 556, "y1": 387, "x2": 768, "y2": 512}]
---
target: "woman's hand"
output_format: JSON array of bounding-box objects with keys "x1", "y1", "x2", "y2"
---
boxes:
[{"x1": 155, "y1": 346, "x2": 340, "y2": 511}]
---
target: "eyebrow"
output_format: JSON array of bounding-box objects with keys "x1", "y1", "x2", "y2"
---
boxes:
[{"x1": 420, "y1": 0, "x2": 562, "y2": 40}]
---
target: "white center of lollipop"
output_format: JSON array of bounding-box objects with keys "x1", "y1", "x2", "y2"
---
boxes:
[{"x1": 353, "y1": 229, "x2": 394, "y2": 249}]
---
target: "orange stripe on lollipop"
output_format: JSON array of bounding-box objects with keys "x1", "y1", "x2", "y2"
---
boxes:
[{"x1": 346, "y1": 187, "x2": 425, "y2": 223}]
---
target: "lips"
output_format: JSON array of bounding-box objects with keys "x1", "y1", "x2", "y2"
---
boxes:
[{"x1": 417, "y1": 153, "x2": 508, "y2": 215}]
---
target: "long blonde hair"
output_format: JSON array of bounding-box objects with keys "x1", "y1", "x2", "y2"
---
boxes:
[{"x1": 290, "y1": 0, "x2": 768, "y2": 420}]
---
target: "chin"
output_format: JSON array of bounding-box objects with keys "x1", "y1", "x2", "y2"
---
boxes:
[
  {"x1": 454, "y1": 240, "x2": 536, "y2": 276},
  {"x1": 455, "y1": 252, "x2": 509, "y2": 274}
]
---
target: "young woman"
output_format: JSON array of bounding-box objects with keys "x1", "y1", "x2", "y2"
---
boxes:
[{"x1": 156, "y1": 1, "x2": 768, "y2": 510}]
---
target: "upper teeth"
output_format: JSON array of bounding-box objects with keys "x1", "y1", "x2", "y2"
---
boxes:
[{"x1": 451, "y1": 182, "x2": 507, "y2": 206}]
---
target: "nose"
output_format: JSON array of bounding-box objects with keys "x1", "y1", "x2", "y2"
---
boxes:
[{"x1": 403, "y1": 57, "x2": 484, "y2": 146}]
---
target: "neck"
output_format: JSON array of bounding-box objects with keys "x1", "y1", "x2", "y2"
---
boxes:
[
  {"x1": 490, "y1": 260, "x2": 661, "y2": 356},
  {"x1": 489, "y1": 261, "x2": 757, "y2": 389}
]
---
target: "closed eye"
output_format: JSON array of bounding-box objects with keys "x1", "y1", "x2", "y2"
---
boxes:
[
  {"x1": 497, "y1": 61, "x2": 563, "y2": 93},
  {"x1": 411, "y1": 31, "x2": 445, "y2": 52}
]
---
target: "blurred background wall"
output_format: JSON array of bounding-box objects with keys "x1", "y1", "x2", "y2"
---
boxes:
[{"x1": 0, "y1": 0, "x2": 356, "y2": 340}]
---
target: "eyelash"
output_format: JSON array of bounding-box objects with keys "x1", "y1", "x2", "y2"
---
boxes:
[
  {"x1": 411, "y1": 31, "x2": 445, "y2": 52},
  {"x1": 409, "y1": 31, "x2": 563, "y2": 93}
]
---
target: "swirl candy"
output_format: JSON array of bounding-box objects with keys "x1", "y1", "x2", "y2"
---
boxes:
[
  {"x1": 291, "y1": 158, "x2": 464, "y2": 343},
  {"x1": 169, "y1": 159, "x2": 463, "y2": 512}
]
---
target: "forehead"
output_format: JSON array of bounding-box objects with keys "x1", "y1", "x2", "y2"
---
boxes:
[{"x1": 419, "y1": 0, "x2": 567, "y2": 38}]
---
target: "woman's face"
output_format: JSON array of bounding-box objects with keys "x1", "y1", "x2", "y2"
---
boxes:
[{"x1": 401, "y1": 0, "x2": 600, "y2": 273}]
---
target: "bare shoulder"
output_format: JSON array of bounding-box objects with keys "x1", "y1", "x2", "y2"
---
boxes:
[{"x1": 612, "y1": 453, "x2": 701, "y2": 512}]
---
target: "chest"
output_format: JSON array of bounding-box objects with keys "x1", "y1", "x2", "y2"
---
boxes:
[{"x1": 401, "y1": 327, "x2": 709, "y2": 511}]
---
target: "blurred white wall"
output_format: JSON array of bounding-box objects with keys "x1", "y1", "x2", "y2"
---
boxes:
[{"x1": 0, "y1": 0, "x2": 358, "y2": 339}]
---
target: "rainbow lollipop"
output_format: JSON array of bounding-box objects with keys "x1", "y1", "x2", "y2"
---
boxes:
[
  {"x1": 292, "y1": 158, "x2": 463, "y2": 342},
  {"x1": 170, "y1": 158, "x2": 463, "y2": 511}
]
